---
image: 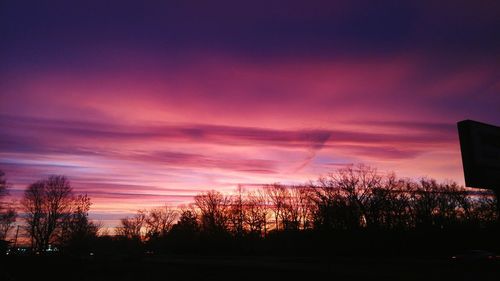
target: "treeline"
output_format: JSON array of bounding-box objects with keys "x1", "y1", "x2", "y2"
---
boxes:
[
  {"x1": 113, "y1": 165, "x2": 498, "y2": 256},
  {"x1": 0, "y1": 165, "x2": 499, "y2": 257}
]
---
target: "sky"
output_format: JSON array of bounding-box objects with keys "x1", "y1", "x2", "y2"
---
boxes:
[{"x1": 1, "y1": 1, "x2": 499, "y2": 228}]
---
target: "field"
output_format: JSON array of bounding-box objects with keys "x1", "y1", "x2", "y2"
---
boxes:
[{"x1": 2, "y1": 255, "x2": 499, "y2": 281}]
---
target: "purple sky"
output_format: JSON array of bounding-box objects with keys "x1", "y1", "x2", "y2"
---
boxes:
[{"x1": 1, "y1": 1, "x2": 499, "y2": 227}]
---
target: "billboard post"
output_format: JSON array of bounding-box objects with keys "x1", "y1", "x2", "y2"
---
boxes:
[{"x1": 457, "y1": 120, "x2": 500, "y2": 221}]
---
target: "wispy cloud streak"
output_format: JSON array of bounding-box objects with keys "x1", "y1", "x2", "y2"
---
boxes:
[{"x1": 1, "y1": 0, "x2": 499, "y2": 225}]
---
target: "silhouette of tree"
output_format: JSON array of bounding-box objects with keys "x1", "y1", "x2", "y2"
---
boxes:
[
  {"x1": 59, "y1": 194, "x2": 100, "y2": 253},
  {"x1": 364, "y1": 173, "x2": 409, "y2": 230},
  {"x1": 0, "y1": 209, "x2": 16, "y2": 241},
  {"x1": 194, "y1": 190, "x2": 231, "y2": 234},
  {"x1": 310, "y1": 175, "x2": 344, "y2": 230},
  {"x1": 228, "y1": 186, "x2": 245, "y2": 236},
  {"x1": 380, "y1": 175, "x2": 412, "y2": 230},
  {"x1": 280, "y1": 186, "x2": 313, "y2": 231},
  {"x1": 144, "y1": 205, "x2": 178, "y2": 239},
  {"x1": 172, "y1": 207, "x2": 199, "y2": 234},
  {"x1": 334, "y1": 164, "x2": 382, "y2": 228},
  {"x1": 468, "y1": 193, "x2": 498, "y2": 226},
  {"x1": 0, "y1": 170, "x2": 16, "y2": 240},
  {"x1": 22, "y1": 175, "x2": 74, "y2": 252},
  {"x1": 265, "y1": 184, "x2": 288, "y2": 231},
  {"x1": 167, "y1": 207, "x2": 201, "y2": 253},
  {"x1": 243, "y1": 190, "x2": 268, "y2": 236},
  {"x1": 409, "y1": 178, "x2": 444, "y2": 229},
  {"x1": 434, "y1": 182, "x2": 467, "y2": 227},
  {"x1": 310, "y1": 165, "x2": 382, "y2": 230},
  {"x1": 116, "y1": 211, "x2": 146, "y2": 239}
]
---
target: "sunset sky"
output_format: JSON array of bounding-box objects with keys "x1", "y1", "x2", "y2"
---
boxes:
[{"x1": 1, "y1": 1, "x2": 499, "y2": 228}]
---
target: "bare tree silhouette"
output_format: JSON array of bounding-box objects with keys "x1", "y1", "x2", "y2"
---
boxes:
[
  {"x1": 172, "y1": 207, "x2": 200, "y2": 234},
  {"x1": 116, "y1": 211, "x2": 146, "y2": 239},
  {"x1": 22, "y1": 175, "x2": 74, "y2": 252},
  {"x1": 144, "y1": 205, "x2": 178, "y2": 239},
  {"x1": 194, "y1": 190, "x2": 231, "y2": 234},
  {"x1": 280, "y1": 186, "x2": 313, "y2": 231},
  {"x1": 265, "y1": 184, "x2": 288, "y2": 231},
  {"x1": 0, "y1": 170, "x2": 16, "y2": 240},
  {"x1": 243, "y1": 190, "x2": 268, "y2": 236},
  {"x1": 228, "y1": 187, "x2": 245, "y2": 236},
  {"x1": 59, "y1": 194, "x2": 100, "y2": 253}
]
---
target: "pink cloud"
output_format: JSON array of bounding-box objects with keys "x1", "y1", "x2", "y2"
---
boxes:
[{"x1": 1, "y1": 53, "x2": 497, "y2": 223}]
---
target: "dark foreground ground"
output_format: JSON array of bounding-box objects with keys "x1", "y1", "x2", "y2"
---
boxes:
[{"x1": 1, "y1": 255, "x2": 499, "y2": 281}]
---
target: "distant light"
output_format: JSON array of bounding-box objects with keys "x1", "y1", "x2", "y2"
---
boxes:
[{"x1": 89, "y1": 252, "x2": 94, "y2": 256}]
